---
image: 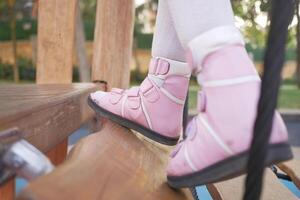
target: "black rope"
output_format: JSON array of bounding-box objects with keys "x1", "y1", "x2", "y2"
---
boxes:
[{"x1": 243, "y1": 0, "x2": 295, "y2": 200}]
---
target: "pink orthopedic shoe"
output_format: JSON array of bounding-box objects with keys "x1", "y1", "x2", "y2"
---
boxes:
[
  {"x1": 167, "y1": 26, "x2": 293, "y2": 188},
  {"x1": 88, "y1": 57, "x2": 191, "y2": 145}
]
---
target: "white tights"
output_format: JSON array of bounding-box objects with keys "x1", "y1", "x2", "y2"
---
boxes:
[{"x1": 152, "y1": 0, "x2": 235, "y2": 62}]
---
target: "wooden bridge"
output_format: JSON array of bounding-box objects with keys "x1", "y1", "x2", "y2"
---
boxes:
[{"x1": 0, "y1": 0, "x2": 299, "y2": 199}]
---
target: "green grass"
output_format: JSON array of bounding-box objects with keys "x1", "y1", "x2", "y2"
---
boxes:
[
  {"x1": 2, "y1": 78, "x2": 299, "y2": 109},
  {"x1": 0, "y1": 80, "x2": 34, "y2": 84},
  {"x1": 188, "y1": 84, "x2": 300, "y2": 110},
  {"x1": 278, "y1": 85, "x2": 300, "y2": 109},
  {"x1": 188, "y1": 85, "x2": 200, "y2": 110}
]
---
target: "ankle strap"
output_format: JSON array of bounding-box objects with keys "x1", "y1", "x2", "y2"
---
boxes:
[
  {"x1": 149, "y1": 58, "x2": 170, "y2": 75},
  {"x1": 149, "y1": 57, "x2": 190, "y2": 78}
]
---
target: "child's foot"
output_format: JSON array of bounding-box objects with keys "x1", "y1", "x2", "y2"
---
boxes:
[
  {"x1": 166, "y1": 27, "x2": 293, "y2": 187},
  {"x1": 88, "y1": 57, "x2": 191, "y2": 145}
]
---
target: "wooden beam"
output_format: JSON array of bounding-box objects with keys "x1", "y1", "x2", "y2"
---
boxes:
[
  {"x1": 277, "y1": 160, "x2": 300, "y2": 189},
  {"x1": 0, "y1": 85, "x2": 100, "y2": 199},
  {"x1": 0, "y1": 179, "x2": 15, "y2": 200},
  {"x1": 277, "y1": 147, "x2": 300, "y2": 189},
  {"x1": 36, "y1": 0, "x2": 77, "y2": 84},
  {"x1": 207, "y1": 169, "x2": 297, "y2": 200},
  {"x1": 92, "y1": 0, "x2": 134, "y2": 89},
  {"x1": 0, "y1": 84, "x2": 101, "y2": 152},
  {"x1": 17, "y1": 121, "x2": 194, "y2": 200},
  {"x1": 46, "y1": 139, "x2": 68, "y2": 166}
]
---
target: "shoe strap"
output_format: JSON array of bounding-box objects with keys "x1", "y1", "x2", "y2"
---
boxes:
[
  {"x1": 143, "y1": 77, "x2": 185, "y2": 105},
  {"x1": 196, "y1": 75, "x2": 260, "y2": 113},
  {"x1": 149, "y1": 57, "x2": 190, "y2": 80}
]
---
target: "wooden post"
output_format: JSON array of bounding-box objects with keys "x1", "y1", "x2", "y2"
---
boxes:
[
  {"x1": 46, "y1": 140, "x2": 68, "y2": 166},
  {"x1": 92, "y1": 0, "x2": 135, "y2": 89},
  {"x1": 36, "y1": 0, "x2": 77, "y2": 164},
  {"x1": 0, "y1": 179, "x2": 15, "y2": 200},
  {"x1": 36, "y1": 0, "x2": 77, "y2": 84}
]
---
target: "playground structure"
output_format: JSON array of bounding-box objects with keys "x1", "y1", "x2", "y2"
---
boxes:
[{"x1": 0, "y1": 0, "x2": 299, "y2": 199}]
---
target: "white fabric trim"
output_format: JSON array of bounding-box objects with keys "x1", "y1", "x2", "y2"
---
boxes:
[
  {"x1": 198, "y1": 115, "x2": 233, "y2": 155},
  {"x1": 148, "y1": 74, "x2": 164, "y2": 87},
  {"x1": 201, "y1": 75, "x2": 260, "y2": 88},
  {"x1": 147, "y1": 57, "x2": 190, "y2": 87},
  {"x1": 147, "y1": 57, "x2": 190, "y2": 89},
  {"x1": 121, "y1": 95, "x2": 127, "y2": 118},
  {"x1": 140, "y1": 96, "x2": 153, "y2": 130},
  {"x1": 188, "y1": 26, "x2": 245, "y2": 72},
  {"x1": 160, "y1": 87, "x2": 185, "y2": 105},
  {"x1": 184, "y1": 144, "x2": 197, "y2": 172}
]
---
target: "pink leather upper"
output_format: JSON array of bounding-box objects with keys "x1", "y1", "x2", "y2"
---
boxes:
[
  {"x1": 91, "y1": 57, "x2": 190, "y2": 139},
  {"x1": 167, "y1": 45, "x2": 289, "y2": 177}
]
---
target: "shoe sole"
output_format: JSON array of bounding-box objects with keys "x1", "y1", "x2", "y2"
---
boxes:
[
  {"x1": 167, "y1": 142, "x2": 293, "y2": 188},
  {"x1": 87, "y1": 95, "x2": 179, "y2": 146}
]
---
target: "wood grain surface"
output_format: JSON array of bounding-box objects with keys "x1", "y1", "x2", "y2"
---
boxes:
[
  {"x1": 0, "y1": 83, "x2": 101, "y2": 152},
  {"x1": 36, "y1": 0, "x2": 77, "y2": 84},
  {"x1": 0, "y1": 179, "x2": 15, "y2": 200},
  {"x1": 17, "y1": 121, "x2": 194, "y2": 200},
  {"x1": 92, "y1": 0, "x2": 134, "y2": 89},
  {"x1": 277, "y1": 147, "x2": 300, "y2": 189},
  {"x1": 208, "y1": 169, "x2": 297, "y2": 200}
]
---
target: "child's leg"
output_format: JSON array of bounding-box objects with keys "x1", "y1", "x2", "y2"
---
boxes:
[
  {"x1": 165, "y1": 0, "x2": 235, "y2": 48},
  {"x1": 152, "y1": 0, "x2": 185, "y2": 61},
  {"x1": 165, "y1": 0, "x2": 292, "y2": 188},
  {"x1": 89, "y1": 1, "x2": 191, "y2": 145}
]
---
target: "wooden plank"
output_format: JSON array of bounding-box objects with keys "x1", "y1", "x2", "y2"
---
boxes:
[
  {"x1": 92, "y1": 0, "x2": 135, "y2": 89},
  {"x1": 0, "y1": 179, "x2": 15, "y2": 200},
  {"x1": 46, "y1": 139, "x2": 68, "y2": 165},
  {"x1": 17, "y1": 121, "x2": 194, "y2": 200},
  {"x1": 277, "y1": 147, "x2": 300, "y2": 189},
  {"x1": 0, "y1": 83, "x2": 101, "y2": 152},
  {"x1": 277, "y1": 160, "x2": 300, "y2": 189},
  {"x1": 207, "y1": 169, "x2": 297, "y2": 200},
  {"x1": 36, "y1": 0, "x2": 76, "y2": 84}
]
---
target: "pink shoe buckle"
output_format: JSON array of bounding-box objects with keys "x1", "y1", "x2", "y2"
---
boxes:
[
  {"x1": 156, "y1": 59, "x2": 170, "y2": 75},
  {"x1": 149, "y1": 58, "x2": 170, "y2": 75}
]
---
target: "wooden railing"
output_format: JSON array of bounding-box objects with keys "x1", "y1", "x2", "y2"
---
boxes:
[{"x1": 0, "y1": 0, "x2": 134, "y2": 199}]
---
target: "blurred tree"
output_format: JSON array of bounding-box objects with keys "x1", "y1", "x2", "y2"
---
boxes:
[
  {"x1": 75, "y1": 0, "x2": 91, "y2": 82},
  {"x1": 133, "y1": 0, "x2": 157, "y2": 75},
  {"x1": 135, "y1": 0, "x2": 157, "y2": 33},
  {"x1": 80, "y1": 0, "x2": 97, "y2": 21},
  {"x1": 7, "y1": 0, "x2": 19, "y2": 82},
  {"x1": 231, "y1": 0, "x2": 271, "y2": 48}
]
